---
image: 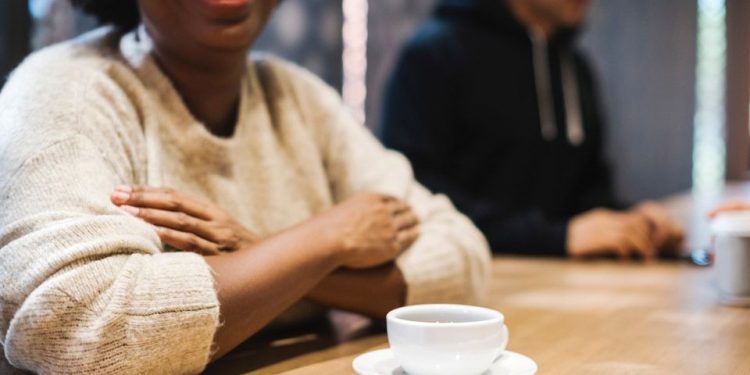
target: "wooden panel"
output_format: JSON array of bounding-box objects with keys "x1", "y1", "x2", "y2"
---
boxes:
[
  {"x1": 0, "y1": 1, "x2": 31, "y2": 89},
  {"x1": 724, "y1": 0, "x2": 750, "y2": 180}
]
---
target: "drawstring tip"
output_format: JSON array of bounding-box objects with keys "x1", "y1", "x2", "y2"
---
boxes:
[
  {"x1": 541, "y1": 124, "x2": 557, "y2": 141},
  {"x1": 568, "y1": 131, "x2": 585, "y2": 146}
]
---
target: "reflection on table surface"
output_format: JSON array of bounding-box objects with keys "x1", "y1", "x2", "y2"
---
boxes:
[{"x1": 203, "y1": 310, "x2": 383, "y2": 375}]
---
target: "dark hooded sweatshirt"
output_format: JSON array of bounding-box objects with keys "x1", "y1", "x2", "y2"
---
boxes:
[{"x1": 380, "y1": 0, "x2": 620, "y2": 256}]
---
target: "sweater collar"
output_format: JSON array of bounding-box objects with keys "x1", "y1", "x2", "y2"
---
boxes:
[
  {"x1": 118, "y1": 26, "x2": 258, "y2": 149},
  {"x1": 434, "y1": 1, "x2": 585, "y2": 145},
  {"x1": 119, "y1": 25, "x2": 178, "y2": 106}
]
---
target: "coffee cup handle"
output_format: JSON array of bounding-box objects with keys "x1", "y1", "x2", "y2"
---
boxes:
[
  {"x1": 492, "y1": 324, "x2": 509, "y2": 363},
  {"x1": 499, "y1": 324, "x2": 509, "y2": 352}
]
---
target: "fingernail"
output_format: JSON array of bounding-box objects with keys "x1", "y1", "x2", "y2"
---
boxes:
[
  {"x1": 115, "y1": 185, "x2": 133, "y2": 193},
  {"x1": 121, "y1": 205, "x2": 139, "y2": 216},
  {"x1": 111, "y1": 191, "x2": 130, "y2": 202}
]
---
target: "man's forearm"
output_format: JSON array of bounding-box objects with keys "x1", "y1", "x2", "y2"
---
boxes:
[{"x1": 306, "y1": 263, "x2": 407, "y2": 318}]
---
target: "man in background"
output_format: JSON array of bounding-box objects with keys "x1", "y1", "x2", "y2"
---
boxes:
[{"x1": 381, "y1": 0, "x2": 683, "y2": 258}]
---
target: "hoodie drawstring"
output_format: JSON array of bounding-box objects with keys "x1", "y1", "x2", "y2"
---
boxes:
[
  {"x1": 562, "y1": 52, "x2": 585, "y2": 145},
  {"x1": 530, "y1": 28, "x2": 557, "y2": 142},
  {"x1": 529, "y1": 28, "x2": 585, "y2": 146}
]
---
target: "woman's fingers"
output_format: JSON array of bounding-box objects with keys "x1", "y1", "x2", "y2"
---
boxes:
[
  {"x1": 111, "y1": 185, "x2": 214, "y2": 220},
  {"x1": 155, "y1": 226, "x2": 221, "y2": 255},
  {"x1": 121, "y1": 205, "x2": 224, "y2": 243},
  {"x1": 389, "y1": 199, "x2": 419, "y2": 229},
  {"x1": 113, "y1": 185, "x2": 262, "y2": 253},
  {"x1": 396, "y1": 225, "x2": 420, "y2": 250},
  {"x1": 393, "y1": 210, "x2": 419, "y2": 230},
  {"x1": 389, "y1": 199, "x2": 408, "y2": 213},
  {"x1": 392, "y1": 201, "x2": 421, "y2": 250}
]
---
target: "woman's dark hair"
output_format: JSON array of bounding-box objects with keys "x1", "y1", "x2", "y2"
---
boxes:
[{"x1": 70, "y1": 0, "x2": 140, "y2": 31}]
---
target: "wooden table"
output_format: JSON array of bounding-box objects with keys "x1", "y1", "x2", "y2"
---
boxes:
[
  {"x1": 202, "y1": 257, "x2": 750, "y2": 375},
  {"x1": 206, "y1": 184, "x2": 750, "y2": 374},
  {"x1": 3, "y1": 185, "x2": 750, "y2": 374}
]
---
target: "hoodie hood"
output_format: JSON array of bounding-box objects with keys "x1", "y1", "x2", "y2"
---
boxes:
[
  {"x1": 436, "y1": 0, "x2": 525, "y2": 37},
  {"x1": 435, "y1": 0, "x2": 580, "y2": 44},
  {"x1": 435, "y1": 0, "x2": 585, "y2": 145}
]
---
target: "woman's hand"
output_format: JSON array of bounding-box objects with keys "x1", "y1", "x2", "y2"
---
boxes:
[
  {"x1": 110, "y1": 185, "x2": 260, "y2": 255},
  {"x1": 316, "y1": 192, "x2": 420, "y2": 269},
  {"x1": 111, "y1": 186, "x2": 419, "y2": 268}
]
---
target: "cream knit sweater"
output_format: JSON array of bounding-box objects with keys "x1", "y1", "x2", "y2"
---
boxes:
[{"x1": 0, "y1": 27, "x2": 491, "y2": 374}]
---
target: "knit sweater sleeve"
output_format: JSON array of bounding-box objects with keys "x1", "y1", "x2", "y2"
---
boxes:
[
  {"x1": 269, "y1": 58, "x2": 491, "y2": 305},
  {"x1": 329, "y1": 102, "x2": 491, "y2": 305},
  {"x1": 0, "y1": 46, "x2": 219, "y2": 374}
]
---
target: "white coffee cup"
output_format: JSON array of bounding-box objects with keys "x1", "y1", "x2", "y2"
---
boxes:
[
  {"x1": 711, "y1": 212, "x2": 750, "y2": 306},
  {"x1": 386, "y1": 304, "x2": 509, "y2": 375}
]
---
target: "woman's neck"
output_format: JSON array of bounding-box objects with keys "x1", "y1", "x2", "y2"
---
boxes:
[{"x1": 152, "y1": 47, "x2": 247, "y2": 137}]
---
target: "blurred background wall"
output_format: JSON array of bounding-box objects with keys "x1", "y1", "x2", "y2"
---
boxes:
[
  {"x1": 1, "y1": 0, "x2": 747, "y2": 204},
  {"x1": 581, "y1": 1, "x2": 697, "y2": 202},
  {"x1": 254, "y1": 0, "x2": 343, "y2": 90},
  {"x1": 0, "y1": 0, "x2": 343, "y2": 89},
  {"x1": 366, "y1": 0, "x2": 433, "y2": 132}
]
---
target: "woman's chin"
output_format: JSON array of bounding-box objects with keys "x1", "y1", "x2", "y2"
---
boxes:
[
  {"x1": 191, "y1": 3, "x2": 271, "y2": 52},
  {"x1": 194, "y1": 21, "x2": 261, "y2": 52}
]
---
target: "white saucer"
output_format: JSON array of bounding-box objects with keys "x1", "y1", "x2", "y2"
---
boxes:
[{"x1": 352, "y1": 348, "x2": 537, "y2": 375}]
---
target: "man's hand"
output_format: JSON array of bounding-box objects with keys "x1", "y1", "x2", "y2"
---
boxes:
[
  {"x1": 111, "y1": 185, "x2": 260, "y2": 255},
  {"x1": 631, "y1": 201, "x2": 684, "y2": 251},
  {"x1": 708, "y1": 200, "x2": 750, "y2": 218},
  {"x1": 567, "y1": 208, "x2": 655, "y2": 259}
]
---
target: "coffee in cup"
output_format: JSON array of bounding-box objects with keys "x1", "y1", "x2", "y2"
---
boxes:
[{"x1": 386, "y1": 304, "x2": 509, "y2": 375}]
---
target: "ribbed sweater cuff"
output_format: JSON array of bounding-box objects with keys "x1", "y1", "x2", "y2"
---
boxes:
[
  {"x1": 4, "y1": 252, "x2": 221, "y2": 374},
  {"x1": 129, "y1": 252, "x2": 220, "y2": 314},
  {"x1": 94, "y1": 252, "x2": 222, "y2": 374},
  {"x1": 395, "y1": 236, "x2": 470, "y2": 305},
  {"x1": 134, "y1": 252, "x2": 221, "y2": 372}
]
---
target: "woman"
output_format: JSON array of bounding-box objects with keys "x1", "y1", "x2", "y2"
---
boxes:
[{"x1": 0, "y1": 0, "x2": 490, "y2": 373}]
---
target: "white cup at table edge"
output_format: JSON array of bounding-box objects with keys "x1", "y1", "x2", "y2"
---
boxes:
[
  {"x1": 386, "y1": 304, "x2": 509, "y2": 375},
  {"x1": 711, "y1": 212, "x2": 750, "y2": 306}
]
